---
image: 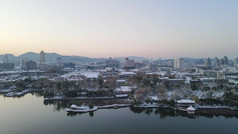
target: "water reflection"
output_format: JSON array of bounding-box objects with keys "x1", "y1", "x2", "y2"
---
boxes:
[
  {"x1": 4, "y1": 93, "x2": 238, "y2": 119},
  {"x1": 2, "y1": 94, "x2": 238, "y2": 134},
  {"x1": 44, "y1": 101, "x2": 69, "y2": 111},
  {"x1": 42, "y1": 100, "x2": 238, "y2": 119},
  {"x1": 130, "y1": 107, "x2": 180, "y2": 119},
  {"x1": 66, "y1": 111, "x2": 95, "y2": 117}
]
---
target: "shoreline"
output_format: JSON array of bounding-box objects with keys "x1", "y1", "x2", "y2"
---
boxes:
[{"x1": 44, "y1": 96, "x2": 128, "y2": 101}]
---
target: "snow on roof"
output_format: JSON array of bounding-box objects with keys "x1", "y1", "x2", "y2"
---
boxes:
[
  {"x1": 0, "y1": 70, "x2": 44, "y2": 75},
  {"x1": 146, "y1": 72, "x2": 155, "y2": 75},
  {"x1": 160, "y1": 77, "x2": 169, "y2": 80},
  {"x1": 81, "y1": 72, "x2": 99, "y2": 78},
  {"x1": 149, "y1": 96, "x2": 158, "y2": 101},
  {"x1": 67, "y1": 78, "x2": 83, "y2": 81},
  {"x1": 177, "y1": 99, "x2": 195, "y2": 104},
  {"x1": 120, "y1": 72, "x2": 136, "y2": 75},
  {"x1": 71, "y1": 104, "x2": 78, "y2": 108},
  {"x1": 116, "y1": 79, "x2": 126, "y2": 82},
  {"x1": 116, "y1": 86, "x2": 132, "y2": 92},
  {"x1": 118, "y1": 69, "x2": 126, "y2": 72},
  {"x1": 116, "y1": 94, "x2": 128, "y2": 97},
  {"x1": 168, "y1": 79, "x2": 185, "y2": 81},
  {"x1": 200, "y1": 78, "x2": 216, "y2": 80}
]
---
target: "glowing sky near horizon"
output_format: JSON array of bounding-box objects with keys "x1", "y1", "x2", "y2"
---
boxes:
[{"x1": 0, "y1": 0, "x2": 238, "y2": 59}]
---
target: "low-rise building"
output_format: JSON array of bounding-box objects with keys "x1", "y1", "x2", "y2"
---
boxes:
[
  {"x1": 24, "y1": 60, "x2": 37, "y2": 70},
  {"x1": 63, "y1": 62, "x2": 75, "y2": 69},
  {"x1": 115, "y1": 86, "x2": 132, "y2": 94},
  {"x1": 0, "y1": 63, "x2": 15, "y2": 70},
  {"x1": 176, "y1": 99, "x2": 195, "y2": 108}
]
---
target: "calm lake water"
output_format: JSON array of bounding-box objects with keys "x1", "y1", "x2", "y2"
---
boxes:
[{"x1": 1, "y1": 94, "x2": 238, "y2": 134}]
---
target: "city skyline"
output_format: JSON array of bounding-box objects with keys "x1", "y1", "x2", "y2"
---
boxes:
[
  {"x1": 1, "y1": 0, "x2": 238, "y2": 58},
  {"x1": 1, "y1": 1, "x2": 238, "y2": 133},
  {"x1": 0, "y1": 51, "x2": 237, "y2": 60}
]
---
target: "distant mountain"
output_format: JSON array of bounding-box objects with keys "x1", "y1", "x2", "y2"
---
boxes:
[
  {"x1": 17, "y1": 52, "x2": 39, "y2": 62},
  {"x1": 16, "y1": 53, "x2": 149, "y2": 64},
  {"x1": 0, "y1": 52, "x2": 205, "y2": 65},
  {"x1": 59, "y1": 55, "x2": 105, "y2": 64},
  {"x1": 0, "y1": 52, "x2": 106, "y2": 64}
]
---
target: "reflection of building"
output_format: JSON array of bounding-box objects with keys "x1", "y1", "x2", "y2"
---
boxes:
[
  {"x1": 174, "y1": 58, "x2": 184, "y2": 69},
  {"x1": 40, "y1": 51, "x2": 45, "y2": 63},
  {"x1": 25, "y1": 60, "x2": 37, "y2": 70},
  {"x1": 124, "y1": 58, "x2": 135, "y2": 69}
]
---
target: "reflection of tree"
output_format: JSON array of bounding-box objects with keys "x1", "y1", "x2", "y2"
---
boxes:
[
  {"x1": 67, "y1": 112, "x2": 83, "y2": 117},
  {"x1": 130, "y1": 107, "x2": 178, "y2": 119},
  {"x1": 154, "y1": 109, "x2": 175, "y2": 119},
  {"x1": 89, "y1": 112, "x2": 94, "y2": 117},
  {"x1": 43, "y1": 100, "x2": 69, "y2": 111},
  {"x1": 204, "y1": 114, "x2": 214, "y2": 118},
  {"x1": 145, "y1": 109, "x2": 153, "y2": 115},
  {"x1": 66, "y1": 112, "x2": 94, "y2": 118},
  {"x1": 224, "y1": 115, "x2": 235, "y2": 119},
  {"x1": 130, "y1": 107, "x2": 145, "y2": 114}
]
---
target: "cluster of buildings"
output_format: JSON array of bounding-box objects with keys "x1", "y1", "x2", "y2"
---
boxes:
[
  {"x1": 1, "y1": 52, "x2": 238, "y2": 92},
  {"x1": 0, "y1": 51, "x2": 75, "y2": 72}
]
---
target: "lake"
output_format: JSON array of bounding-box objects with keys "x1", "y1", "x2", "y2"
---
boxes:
[{"x1": 0, "y1": 94, "x2": 238, "y2": 134}]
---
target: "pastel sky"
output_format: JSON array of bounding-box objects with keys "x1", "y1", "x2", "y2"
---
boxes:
[{"x1": 0, "y1": 0, "x2": 238, "y2": 59}]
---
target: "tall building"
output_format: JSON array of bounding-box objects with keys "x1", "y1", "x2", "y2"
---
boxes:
[
  {"x1": 124, "y1": 58, "x2": 135, "y2": 69},
  {"x1": 57, "y1": 57, "x2": 62, "y2": 69},
  {"x1": 219, "y1": 58, "x2": 223, "y2": 66},
  {"x1": 234, "y1": 58, "x2": 238, "y2": 67},
  {"x1": 205, "y1": 57, "x2": 212, "y2": 66},
  {"x1": 3, "y1": 54, "x2": 8, "y2": 63},
  {"x1": 40, "y1": 51, "x2": 45, "y2": 63},
  {"x1": 223, "y1": 56, "x2": 229, "y2": 65},
  {"x1": 174, "y1": 58, "x2": 184, "y2": 69},
  {"x1": 21, "y1": 58, "x2": 28, "y2": 68},
  {"x1": 214, "y1": 57, "x2": 219, "y2": 66}
]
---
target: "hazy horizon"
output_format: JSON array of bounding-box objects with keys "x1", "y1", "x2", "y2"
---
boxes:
[
  {"x1": 0, "y1": 51, "x2": 236, "y2": 60},
  {"x1": 1, "y1": 0, "x2": 238, "y2": 59}
]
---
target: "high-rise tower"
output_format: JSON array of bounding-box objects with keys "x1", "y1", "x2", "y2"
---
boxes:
[{"x1": 40, "y1": 51, "x2": 45, "y2": 63}]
